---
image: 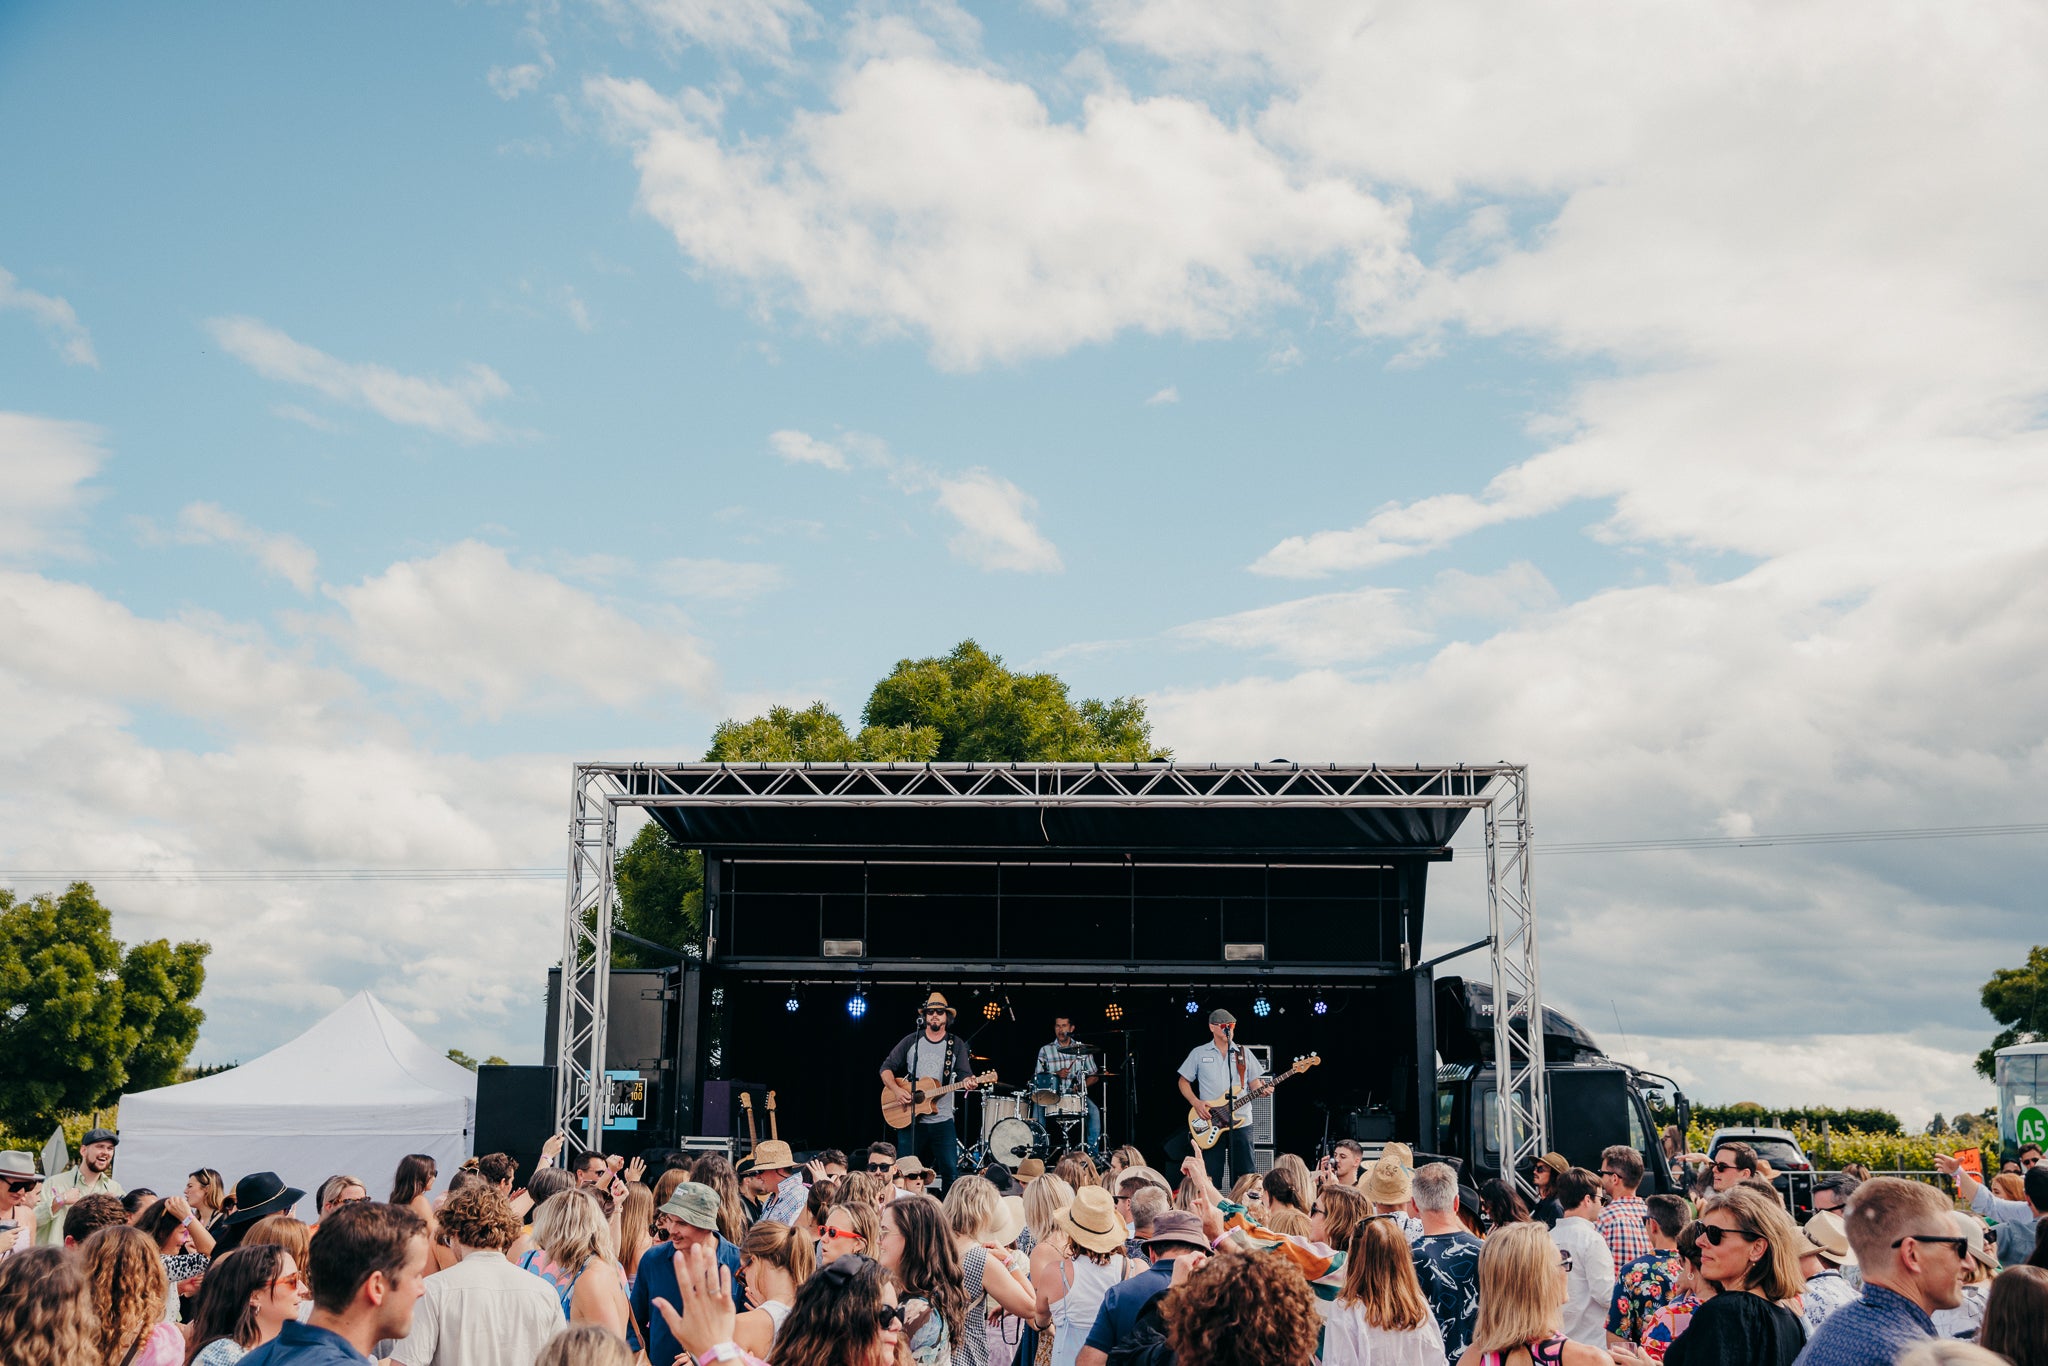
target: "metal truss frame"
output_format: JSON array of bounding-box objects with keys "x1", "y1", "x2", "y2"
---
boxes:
[{"x1": 554, "y1": 761, "x2": 1546, "y2": 1169}]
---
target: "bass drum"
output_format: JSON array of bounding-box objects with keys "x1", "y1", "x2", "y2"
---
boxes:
[
  {"x1": 985, "y1": 1115, "x2": 1046, "y2": 1169},
  {"x1": 980, "y1": 1092, "x2": 1031, "y2": 1136}
]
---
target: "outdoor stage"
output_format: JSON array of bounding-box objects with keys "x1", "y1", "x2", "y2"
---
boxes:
[{"x1": 547, "y1": 762, "x2": 1551, "y2": 1180}]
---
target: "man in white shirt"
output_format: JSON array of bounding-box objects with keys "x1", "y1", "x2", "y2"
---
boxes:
[
  {"x1": 387, "y1": 1185, "x2": 562, "y2": 1366},
  {"x1": 1549, "y1": 1166, "x2": 1617, "y2": 1347}
]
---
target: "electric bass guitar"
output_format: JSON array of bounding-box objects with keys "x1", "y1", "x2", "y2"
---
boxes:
[
  {"x1": 880, "y1": 1071, "x2": 998, "y2": 1130},
  {"x1": 766, "y1": 1089, "x2": 779, "y2": 1142},
  {"x1": 1187, "y1": 1053, "x2": 1320, "y2": 1150},
  {"x1": 739, "y1": 1091, "x2": 759, "y2": 1157}
]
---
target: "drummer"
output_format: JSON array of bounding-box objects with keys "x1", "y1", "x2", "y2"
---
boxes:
[{"x1": 1031, "y1": 1014, "x2": 1102, "y2": 1154}]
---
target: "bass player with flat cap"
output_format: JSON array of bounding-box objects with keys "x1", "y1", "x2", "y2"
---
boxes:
[
  {"x1": 1166, "y1": 1009, "x2": 1270, "y2": 1185},
  {"x1": 879, "y1": 992, "x2": 981, "y2": 1190}
]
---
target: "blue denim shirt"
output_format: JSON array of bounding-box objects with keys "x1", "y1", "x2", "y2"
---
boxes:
[
  {"x1": 242, "y1": 1321, "x2": 372, "y2": 1366},
  {"x1": 1791, "y1": 1284, "x2": 1934, "y2": 1366}
]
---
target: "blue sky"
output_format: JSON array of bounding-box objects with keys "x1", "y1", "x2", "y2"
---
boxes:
[{"x1": 4, "y1": 0, "x2": 2044, "y2": 1125}]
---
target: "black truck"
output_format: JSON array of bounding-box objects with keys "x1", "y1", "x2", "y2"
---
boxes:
[{"x1": 1428, "y1": 977, "x2": 1688, "y2": 1197}]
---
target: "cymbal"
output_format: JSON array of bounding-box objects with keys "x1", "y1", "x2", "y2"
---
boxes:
[
  {"x1": 1095, "y1": 1072, "x2": 1119, "y2": 1079},
  {"x1": 970, "y1": 1054, "x2": 991, "y2": 1062}
]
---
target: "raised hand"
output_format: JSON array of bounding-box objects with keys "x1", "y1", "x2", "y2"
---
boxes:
[{"x1": 625, "y1": 1156, "x2": 647, "y2": 1184}]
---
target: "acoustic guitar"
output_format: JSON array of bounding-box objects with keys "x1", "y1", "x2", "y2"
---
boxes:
[
  {"x1": 879, "y1": 1071, "x2": 998, "y2": 1130},
  {"x1": 1187, "y1": 1053, "x2": 1320, "y2": 1150}
]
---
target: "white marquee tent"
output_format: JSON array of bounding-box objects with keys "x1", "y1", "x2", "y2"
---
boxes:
[{"x1": 117, "y1": 991, "x2": 477, "y2": 1218}]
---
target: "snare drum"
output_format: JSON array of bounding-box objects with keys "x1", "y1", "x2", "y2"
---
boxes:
[
  {"x1": 1029, "y1": 1071, "x2": 1062, "y2": 1107},
  {"x1": 1051, "y1": 1093, "x2": 1088, "y2": 1117}
]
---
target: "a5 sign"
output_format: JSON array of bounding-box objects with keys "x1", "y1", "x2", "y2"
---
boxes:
[{"x1": 2018, "y1": 1105, "x2": 2048, "y2": 1147}]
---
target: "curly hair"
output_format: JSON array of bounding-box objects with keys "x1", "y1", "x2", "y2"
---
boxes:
[
  {"x1": 63, "y1": 1192, "x2": 130, "y2": 1245},
  {"x1": 882, "y1": 1193, "x2": 968, "y2": 1350},
  {"x1": 437, "y1": 1183, "x2": 522, "y2": 1252},
  {"x1": 82, "y1": 1224, "x2": 167, "y2": 1363},
  {"x1": 839, "y1": 1172, "x2": 886, "y2": 1212},
  {"x1": 1162, "y1": 1248, "x2": 1320, "y2": 1365},
  {"x1": 0, "y1": 1246, "x2": 100, "y2": 1366}
]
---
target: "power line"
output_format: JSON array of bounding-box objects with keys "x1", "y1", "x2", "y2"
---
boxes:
[{"x1": 2, "y1": 819, "x2": 2043, "y2": 883}]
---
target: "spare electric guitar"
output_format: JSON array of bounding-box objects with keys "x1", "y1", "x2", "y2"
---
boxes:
[
  {"x1": 1187, "y1": 1052, "x2": 1320, "y2": 1150},
  {"x1": 880, "y1": 1071, "x2": 999, "y2": 1130},
  {"x1": 766, "y1": 1089, "x2": 779, "y2": 1142},
  {"x1": 739, "y1": 1091, "x2": 759, "y2": 1156}
]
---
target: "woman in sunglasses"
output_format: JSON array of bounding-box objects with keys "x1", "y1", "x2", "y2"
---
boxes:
[
  {"x1": 1619, "y1": 1187, "x2": 1805, "y2": 1366},
  {"x1": 775, "y1": 1253, "x2": 913, "y2": 1366},
  {"x1": 183, "y1": 1244, "x2": 302, "y2": 1364},
  {"x1": 820, "y1": 1201, "x2": 881, "y2": 1268},
  {"x1": 1457, "y1": 1222, "x2": 1609, "y2": 1366}
]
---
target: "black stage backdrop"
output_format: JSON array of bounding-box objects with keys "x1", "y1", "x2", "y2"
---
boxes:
[{"x1": 710, "y1": 977, "x2": 1428, "y2": 1164}]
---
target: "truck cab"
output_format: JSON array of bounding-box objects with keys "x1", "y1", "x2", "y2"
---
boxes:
[{"x1": 1430, "y1": 977, "x2": 1684, "y2": 1197}]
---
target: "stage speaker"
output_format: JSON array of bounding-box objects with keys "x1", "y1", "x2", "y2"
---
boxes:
[
  {"x1": 702, "y1": 1081, "x2": 771, "y2": 1141},
  {"x1": 1341, "y1": 1105, "x2": 1398, "y2": 1143},
  {"x1": 475, "y1": 1065, "x2": 557, "y2": 1182},
  {"x1": 545, "y1": 968, "x2": 676, "y2": 1071}
]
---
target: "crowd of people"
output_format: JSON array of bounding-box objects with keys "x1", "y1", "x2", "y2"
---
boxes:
[{"x1": 2, "y1": 1128, "x2": 2046, "y2": 1366}]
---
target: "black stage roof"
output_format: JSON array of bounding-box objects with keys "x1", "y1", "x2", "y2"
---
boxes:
[{"x1": 630, "y1": 761, "x2": 1483, "y2": 856}]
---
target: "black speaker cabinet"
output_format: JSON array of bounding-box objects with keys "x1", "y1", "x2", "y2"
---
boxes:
[{"x1": 474, "y1": 1064, "x2": 557, "y2": 1182}]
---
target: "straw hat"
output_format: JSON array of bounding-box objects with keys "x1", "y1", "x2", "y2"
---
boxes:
[
  {"x1": 1015, "y1": 1158, "x2": 1045, "y2": 1182},
  {"x1": 750, "y1": 1140, "x2": 796, "y2": 1173},
  {"x1": 1799, "y1": 1210, "x2": 1852, "y2": 1266},
  {"x1": 1365, "y1": 1156, "x2": 1413, "y2": 1206},
  {"x1": 988, "y1": 1194, "x2": 1027, "y2": 1248},
  {"x1": 1056, "y1": 1185, "x2": 1129, "y2": 1255},
  {"x1": 919, "y1": 992, "x2": 957, "y2": 1020}
]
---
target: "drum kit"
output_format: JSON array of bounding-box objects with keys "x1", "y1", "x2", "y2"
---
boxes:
[{"x1": 972, "y1": 1042, "x2": 1112, "y2": 1169}]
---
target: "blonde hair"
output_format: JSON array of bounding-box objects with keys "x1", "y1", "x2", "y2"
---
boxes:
[
  {"x1": 536, "y1": 1323, "x2": 638, "y2": 1366},
  {"x1": 1990, "y1": 1173, "x2": 2026, "y2": 1203},
  {"x1": 1469, "y1": 1223, "x2": 1564, "y2": 1354},
  {"x1": 1264, "y1": 1203, "x2": 1312, "y2": 1238},
  {"x1": 1317, "y1": 1185, "x2": 1373, "y2": 1242},
  {"x1": 1842, "y1": 1177, "x2": 1954, "y2": 1272},
  {"x1": 1702, "y1": 1187, "x2": 1805, "y2": 1302},
  {"x1": 1229, "y1": 1174, "x2": 1263, "y2": 1203},
  {"x1": 82, "y1": 1224, "x2": 166, "y2": 1364},
  {"x1": 839, "y1": 1172, "x2": 886, "y2": 1212},
  {"x1": 1272, "y1": 1153, "x2": 1314, "y2": 1202},
  {"x1": 740, "y1": 1219, "x2": 816, "y2": 1286},
  {"x1": 943, "y1": 1174, "x2": 1004, "y2": 1240},
  {"x1": 535, "y1": 1187, "x2": 618, "y2": 1270},
  {"x1": 1024, "y1": 1175, "x2": 1076, "y2": 1246},
  {"x1": 243, "y1": 1213, "x2": 313, "y2": 1273},
  {"x1": 1339, "y1": 1215, "x2": 1431, "y2": 1330},
  {"x1": 1055, "y1": 1154, "x2": 1098, "y2": 1191},
  {"x1": 0, "y1": 1248, "x2": 100, "y2": 1366},
  {"x1": 619, "y1": 1183, "x2": 656, "y2": 1273},
  {"x1": 825, "y1": 1201, "x2": 879, "y2": 1254}
]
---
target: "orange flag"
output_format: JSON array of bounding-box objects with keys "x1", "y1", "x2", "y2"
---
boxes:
[{"x1": 1952, "y1": 1146, "x2": 1983, "y2": 1179}]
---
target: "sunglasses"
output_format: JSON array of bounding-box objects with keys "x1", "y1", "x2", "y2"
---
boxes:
[
  {"x1": 267, "y1": 1272, "x2": 305, "y2": 1292},
  {"x1": 868, "y1": 1161, "x2": 895, "y2": 1171},
  {"x1": 1699, "y1": 1224, "x2": 1762, "y2": 1246},
  {"x1": 821, "y1": 1227, "x2": 864, "y2": 1243},
  {"x1": 2, "y1": 1180, "x2": 39, "y2": 1194},
  {"x1": 1711, "y1": 1162, "x2": 1743, "y2": 1174},
  {"x1": 876, "y1": 1303, "x2": 907, "y2": 1330},
  {"x1": 923, "y1": 1009, "x2": 949, "y2": 1018},
  {"x1": 1892, "y1": 1234, "x2": 1970, "y2": 1256}
]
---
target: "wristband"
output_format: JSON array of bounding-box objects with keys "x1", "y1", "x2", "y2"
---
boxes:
[
  {"x1": 181, "y1": 1215, "x2": 197, "y2": 1227},
  {"x1": 697, "y1": 1345, "x2": 743, "y2": 1365}
]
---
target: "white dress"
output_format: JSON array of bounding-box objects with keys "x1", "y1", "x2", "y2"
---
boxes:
[
  {"x1": 1050, "y1": 1254, "x2": 1128, "y2": 1366},
  {"x1": 1316, "y1": 1301, "x2": 1447, "y2": 1366}
]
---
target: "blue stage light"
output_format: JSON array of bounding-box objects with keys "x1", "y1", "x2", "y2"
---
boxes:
[
  {"x1": 1312, "y1": 996, "x2": 1329, "y2": 1016},
  {"x1": 1252, "y1": 996, "x2": 1271, "y2": 1018},
  {"x1": 785, "y1": 994, "x2": 800, "y2": 1013},
  {"x1": 1185, "y1": 997, "x2": 1199, "y2": 1015},
  {"x1": 847, "y1": 993, "x2": 867, "y2": 1019}
]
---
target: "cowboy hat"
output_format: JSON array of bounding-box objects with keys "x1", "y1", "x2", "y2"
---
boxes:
[
  {"x1": 1057, "y1": 1185, "x2": 1129, "y2": 1255},
  {"x1": 918, "y1": 992, "x2": 957, "y2": 1019},
  {"x1": 221, "y1": 1172, "x2": 306, "y2": 1226}
]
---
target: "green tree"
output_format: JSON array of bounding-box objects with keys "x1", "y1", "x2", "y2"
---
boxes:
[
  {"x1": 0, "y1": 883, "x2": 210, "y2": 1135},
  {"x1": 862, "y1": 640, "x2": 1165, "y2": 761},
  {"x1": 445, "y1": 1049, "x2": 508, "y2": 1071},
  {"x1": 1976, "y1": 944, "x2": 2048, "y2": 1078},
  {"x1": 705, "y1": 701, "x2": 938, "y2": 763},
  {"x1": 1926, "y1": 1113, "x2": 1948, "y2": 1136},
  {"x1": 614, "y1": 821, "x2": 706, "y2": 967}
]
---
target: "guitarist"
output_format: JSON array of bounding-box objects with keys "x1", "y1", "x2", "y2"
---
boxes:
[
  {"x1": 879, "y1": 991, "x2": 979, "y2": 1190},
  {"x1": 1167, "y1": 1009, "x2": 1270, "y2": 1185}
]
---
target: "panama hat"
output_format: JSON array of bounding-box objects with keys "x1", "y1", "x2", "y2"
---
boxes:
[
  {"x1": 750, "y1": 1140, "x2": 797, "y2": 1173},
  {"x1": 1799, "y1": 1210, "x2": 1852, "y2": 1266},
  {"x1": 1056, "y1": 1185, "x2": 1129, "y2": 1255},
  {"x1": 919, "y1": 992, "x2": 957, "y2": 1020},
  {"x1": 0, "y1": 1150, "x2": 47, "y2": 1182},
  {"x1": 1015, "y1": 1158, "x2": 1045, "y2": 1181}
]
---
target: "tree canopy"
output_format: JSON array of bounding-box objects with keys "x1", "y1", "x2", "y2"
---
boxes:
[
  {"x1": 1976, "y1": 943, "x2": 2048, "y2": 1078},
  {"x1": 0, "y1": 883, "x2": 209, "y2": 1135},
  {"x1": 613, "y1": 640, "x2": 1165, "y2": 958}
]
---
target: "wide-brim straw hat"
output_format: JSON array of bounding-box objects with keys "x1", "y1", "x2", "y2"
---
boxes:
[
  {"x1": 919, "y1": 992, "x2": 957, "y2": 1019},
  {"x1": 1056, "y1": 1185, "x2": 1129, "y2": 1254},
  {"x1": 988, "y1": 1194, "x2": 1027, "y2": 1247},
  {"x1": 750, "y1": 1140, "x2": 796, "y2": 1172},
  {"x1": 1799, "y1": 1210, "x2": 1851, "y2": 1266},
  {"x1": 1015, "y1": 1158, "x2": 1046, "y2": 1181}
]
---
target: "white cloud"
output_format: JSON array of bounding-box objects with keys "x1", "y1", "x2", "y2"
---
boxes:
[
  {"x1": 489, "y1": 62, "x2": 549, "y2": 99},
  {"x1": 205, "y1": 317, "x2": 513, "y2": 443},
  {"x1": 929, "y1": 469, "x2": 1063, "y2": 573},
  {"x1": 654, "y1": 556, "x2": 786, "y2": 602},
  {"x1": 271, "y1": 403, "x2": 340, "y2": 432},
  {"x1": 0, "y1": 412, "x2": 104, "y2": 560},
  {"x1": 1175, "y1": 586, "x2": 1423, "y2": 666},
  {"x1": 0, "y1": 266, "x2": 98, "y2": 367},
  {"x1": 560, "y1": 287, "x2": 594, "y2": 332},
  {"x1": 768, "y1": 428, "x2": 848, "y2": 471},
  {"x1": 589, "y1": 58, "x2": 1409, "y2": 367},
  {"x1": 598, "y1": 0, "x2": 814, "y2": 56},
  {"x1": 322, "y1": 541, "x2": 716, "y2": 715},
  {"x1": 1145, "y1": 386, "x2": 1179, "y2": 406},
  {"x1": 159, "y1": 502, "x2": 321, "y2": 593}
]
